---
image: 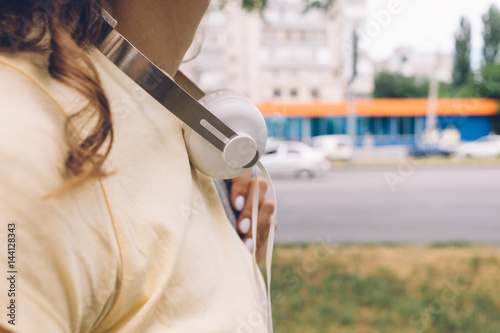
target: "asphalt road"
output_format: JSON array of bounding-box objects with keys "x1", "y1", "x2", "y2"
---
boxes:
[{"x1": 272, "y1": 165, "x2": 500, "y2": 243}]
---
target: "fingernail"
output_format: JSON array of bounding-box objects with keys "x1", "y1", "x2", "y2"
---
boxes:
[
  {"x1": 245, "y1": 238, "x2": 254, "y2": 252},
  {"x1": 235, "y1": 195, "x2": 245, "y2": 211},
  {"x1": 239, "y1": 218, "x2": 251, "y2": 234}
]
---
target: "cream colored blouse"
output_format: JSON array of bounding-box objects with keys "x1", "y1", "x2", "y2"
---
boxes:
[{"x1": 0, "y1": 49, "x2": 267, "y2": 332}]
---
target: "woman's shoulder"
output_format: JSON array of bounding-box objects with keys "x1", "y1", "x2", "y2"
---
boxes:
[
  {"x1": 0, "y1": 51, "x2": 68, "y2": 179},
  {"x1": 0, "y1": 50, "x2": 69, "y2": 119}
]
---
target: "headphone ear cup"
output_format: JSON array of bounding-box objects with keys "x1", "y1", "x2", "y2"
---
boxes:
[{"x1": 183, "y1": 90, "x2": 267, "y2": 179}]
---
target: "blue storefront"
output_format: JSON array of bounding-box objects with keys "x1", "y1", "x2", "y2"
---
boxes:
[{"x1": 261, "y1": 99, "x2": 498, "y2": 146}]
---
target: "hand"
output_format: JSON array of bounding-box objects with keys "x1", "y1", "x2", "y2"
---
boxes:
[{"x1": 230, "y1": 171, "x2": 276, "y2": 264}]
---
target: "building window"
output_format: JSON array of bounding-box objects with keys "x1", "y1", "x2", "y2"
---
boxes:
[
  {"x1": 300, "y1": 30, "x2": 306, "y2": 41},
  {"x1": 349, "y1": 0, "x2": 364, "y2": 6},
  {"x1": 279, "y1": 8, "x2": 286, "y2": 22},
  {"x1": 290, "y1": 88, "x2": 298, "y2": 97},
  {"x1": 397, "y1": 117, "x2": 415, "y2": 135},
  {"x1": 311, "y1": 88, "x2": 319, "y2": 99},
  {"x1": 369, "y1": 117, "x2": 390, "y2": 136},
  {"x1": 273, "y1": 88, "x2": 281, "y2": 97},
  {"x1": 359, "y1": 117, "x2": 390, "y2": 136}
]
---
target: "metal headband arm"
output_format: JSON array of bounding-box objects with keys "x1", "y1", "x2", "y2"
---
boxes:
[{"x1": 96, "y1": 10, "x2": 237, "y2": 152}]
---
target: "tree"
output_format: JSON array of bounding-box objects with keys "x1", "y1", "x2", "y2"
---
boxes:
[
  {"x1": 439, "y1": 80, "x2": 476, "y2": 98},
  {"x1": 452, "y1": 17, "x2": 472, "y2": 87},
  {"x1": 373, "y1": 72, "x2": 429, "y2": 98},
  {"x1": 482, "y1": 4, "x2": 500, "y2": 66},
  {"x1": 218, "y1": 0, "x2": 335, "y2": 12},
  {"x1": 476, "y1": 63, "x2": 500, "y2": 99},
  {"x1": 241, "y1": 0, "x2": 268, "y2": 11},
  {"x1": 303, "y1": 0, "x2": 336, "y2": 13}
]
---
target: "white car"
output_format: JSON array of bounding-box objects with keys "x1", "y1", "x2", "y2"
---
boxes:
[
  {"x1": 260, "y1": 141, "x2": 330, "y2": 178},
  {"x1": 311, "y1": 135, "x2": 354, "y2": 160},
  {"x1": 456, "y1": 135, "x2": 500, "y2": 158}
]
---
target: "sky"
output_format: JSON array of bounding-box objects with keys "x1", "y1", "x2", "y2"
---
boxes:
[{"x1": 363, "y1": 0, "x2": 499, "y2": 68}]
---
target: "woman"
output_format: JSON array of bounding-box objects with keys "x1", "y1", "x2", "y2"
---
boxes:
[{"x1": 0, "y1": 0, "x2": 274, "y2": 332}]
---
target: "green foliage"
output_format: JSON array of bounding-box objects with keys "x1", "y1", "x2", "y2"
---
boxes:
[
  {"x1": 218, "y1": 0, "x2": 335, "y2": 13},
  {"x1": 477, "y1": 63, "x2": 500, "y2": 99},
  {"x1": 439, "y1": 64, "x2": 500, "y2": 99},
  {"x1": 217, "y1": 0, "x2": 268, "y2": 12},
  {"x1": 373, "y1": 71, "x2": 429, "y2": 98},
  {"x1": 439, "y1": 80, "x2": 476, "y2": 98},
  {"x1": 482, "y1": 4, "x2": 500, "y2": 66},
  {"x1": 470, "y1": 255, "x2": 481, "y2": 272},
  {"x1": 453, "y1": 17, "x2": 472, "y2": 87},
  {"x1": 440, "y1": 9, "x2": 500, "y2": 99},
  {"x1": 303, "y1": 0, "x2": 336, "y2": 13},
  {"x1": 241, "y1": 0, "x2": 268, "y2": 12}
]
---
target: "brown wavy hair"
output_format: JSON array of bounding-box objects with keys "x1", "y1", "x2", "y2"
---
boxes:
[{"x1": 0, "y1": 0, "x2": 113, "y2": 194}]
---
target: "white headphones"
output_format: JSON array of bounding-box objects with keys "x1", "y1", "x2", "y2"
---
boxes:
[{"x1": 95, "y1": 10, "x2": 267, "y2": 179}]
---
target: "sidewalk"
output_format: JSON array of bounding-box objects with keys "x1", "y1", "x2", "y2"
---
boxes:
[{"x1": 330, "y1": 145, "x2": 500, "y2": 168}]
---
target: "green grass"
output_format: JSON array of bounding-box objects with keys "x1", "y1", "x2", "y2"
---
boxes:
[
  {"x1": 269, "y1": 243, "x2": 500, "y2": 333},
  {"x1": 430, "y1": 241, "x2": 471, "y2": 248}
]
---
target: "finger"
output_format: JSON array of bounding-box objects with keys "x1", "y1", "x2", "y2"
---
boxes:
[
  {"x1": 243, "y1": 199, "x2": 275, "y2": 263},
  {"x1": 237, "y1": 178, "x2": 267, "y2": 234},
  {"x1": 255, "y1": 200, "x2": 276, "y2": 263},
  {"x1": 255, "y1": 199, "x2": 275, "y2": 243},
  {"x1": 238, "y1": 216, "x2": 251, "y2": 235},
  {"x1": 241, "y1": 199, "x2": 274, "y2": 240},
  {"x1": 239, "y1": 178, "x2": 267, "y2": 220},
  {"x1": 229, "y1": 170, "x2": 252, "y2": 212}
]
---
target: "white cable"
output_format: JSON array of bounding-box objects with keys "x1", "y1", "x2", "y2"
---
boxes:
[
  {"x1": 249, "y1": 162, "x2": 277, "y2": 333},
  {"x1": 249, "y1": 167, "x2": 267, "y2": 329},
  {"x1": 258, "y1": 161, "x2": 277, "y2": 333}
]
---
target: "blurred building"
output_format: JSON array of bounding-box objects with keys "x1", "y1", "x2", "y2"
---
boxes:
[
  {"x1": 180, "y1": 0, "x2": 374, "y2": 102},
  {"x1": 375, "y1": 47, "x2": 454, "y2": 82},
  {"x1": 180, "y1": 1, "x2": 495, "y2": 145}
]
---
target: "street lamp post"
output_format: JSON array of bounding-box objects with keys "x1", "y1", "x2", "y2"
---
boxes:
[{"x1": 347, "y1": 30, "x2": 358, "y2": 145}]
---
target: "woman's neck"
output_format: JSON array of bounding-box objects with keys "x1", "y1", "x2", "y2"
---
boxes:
[{"x1": 103, "y1": 0, "x2": 210, "y2": 76}]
